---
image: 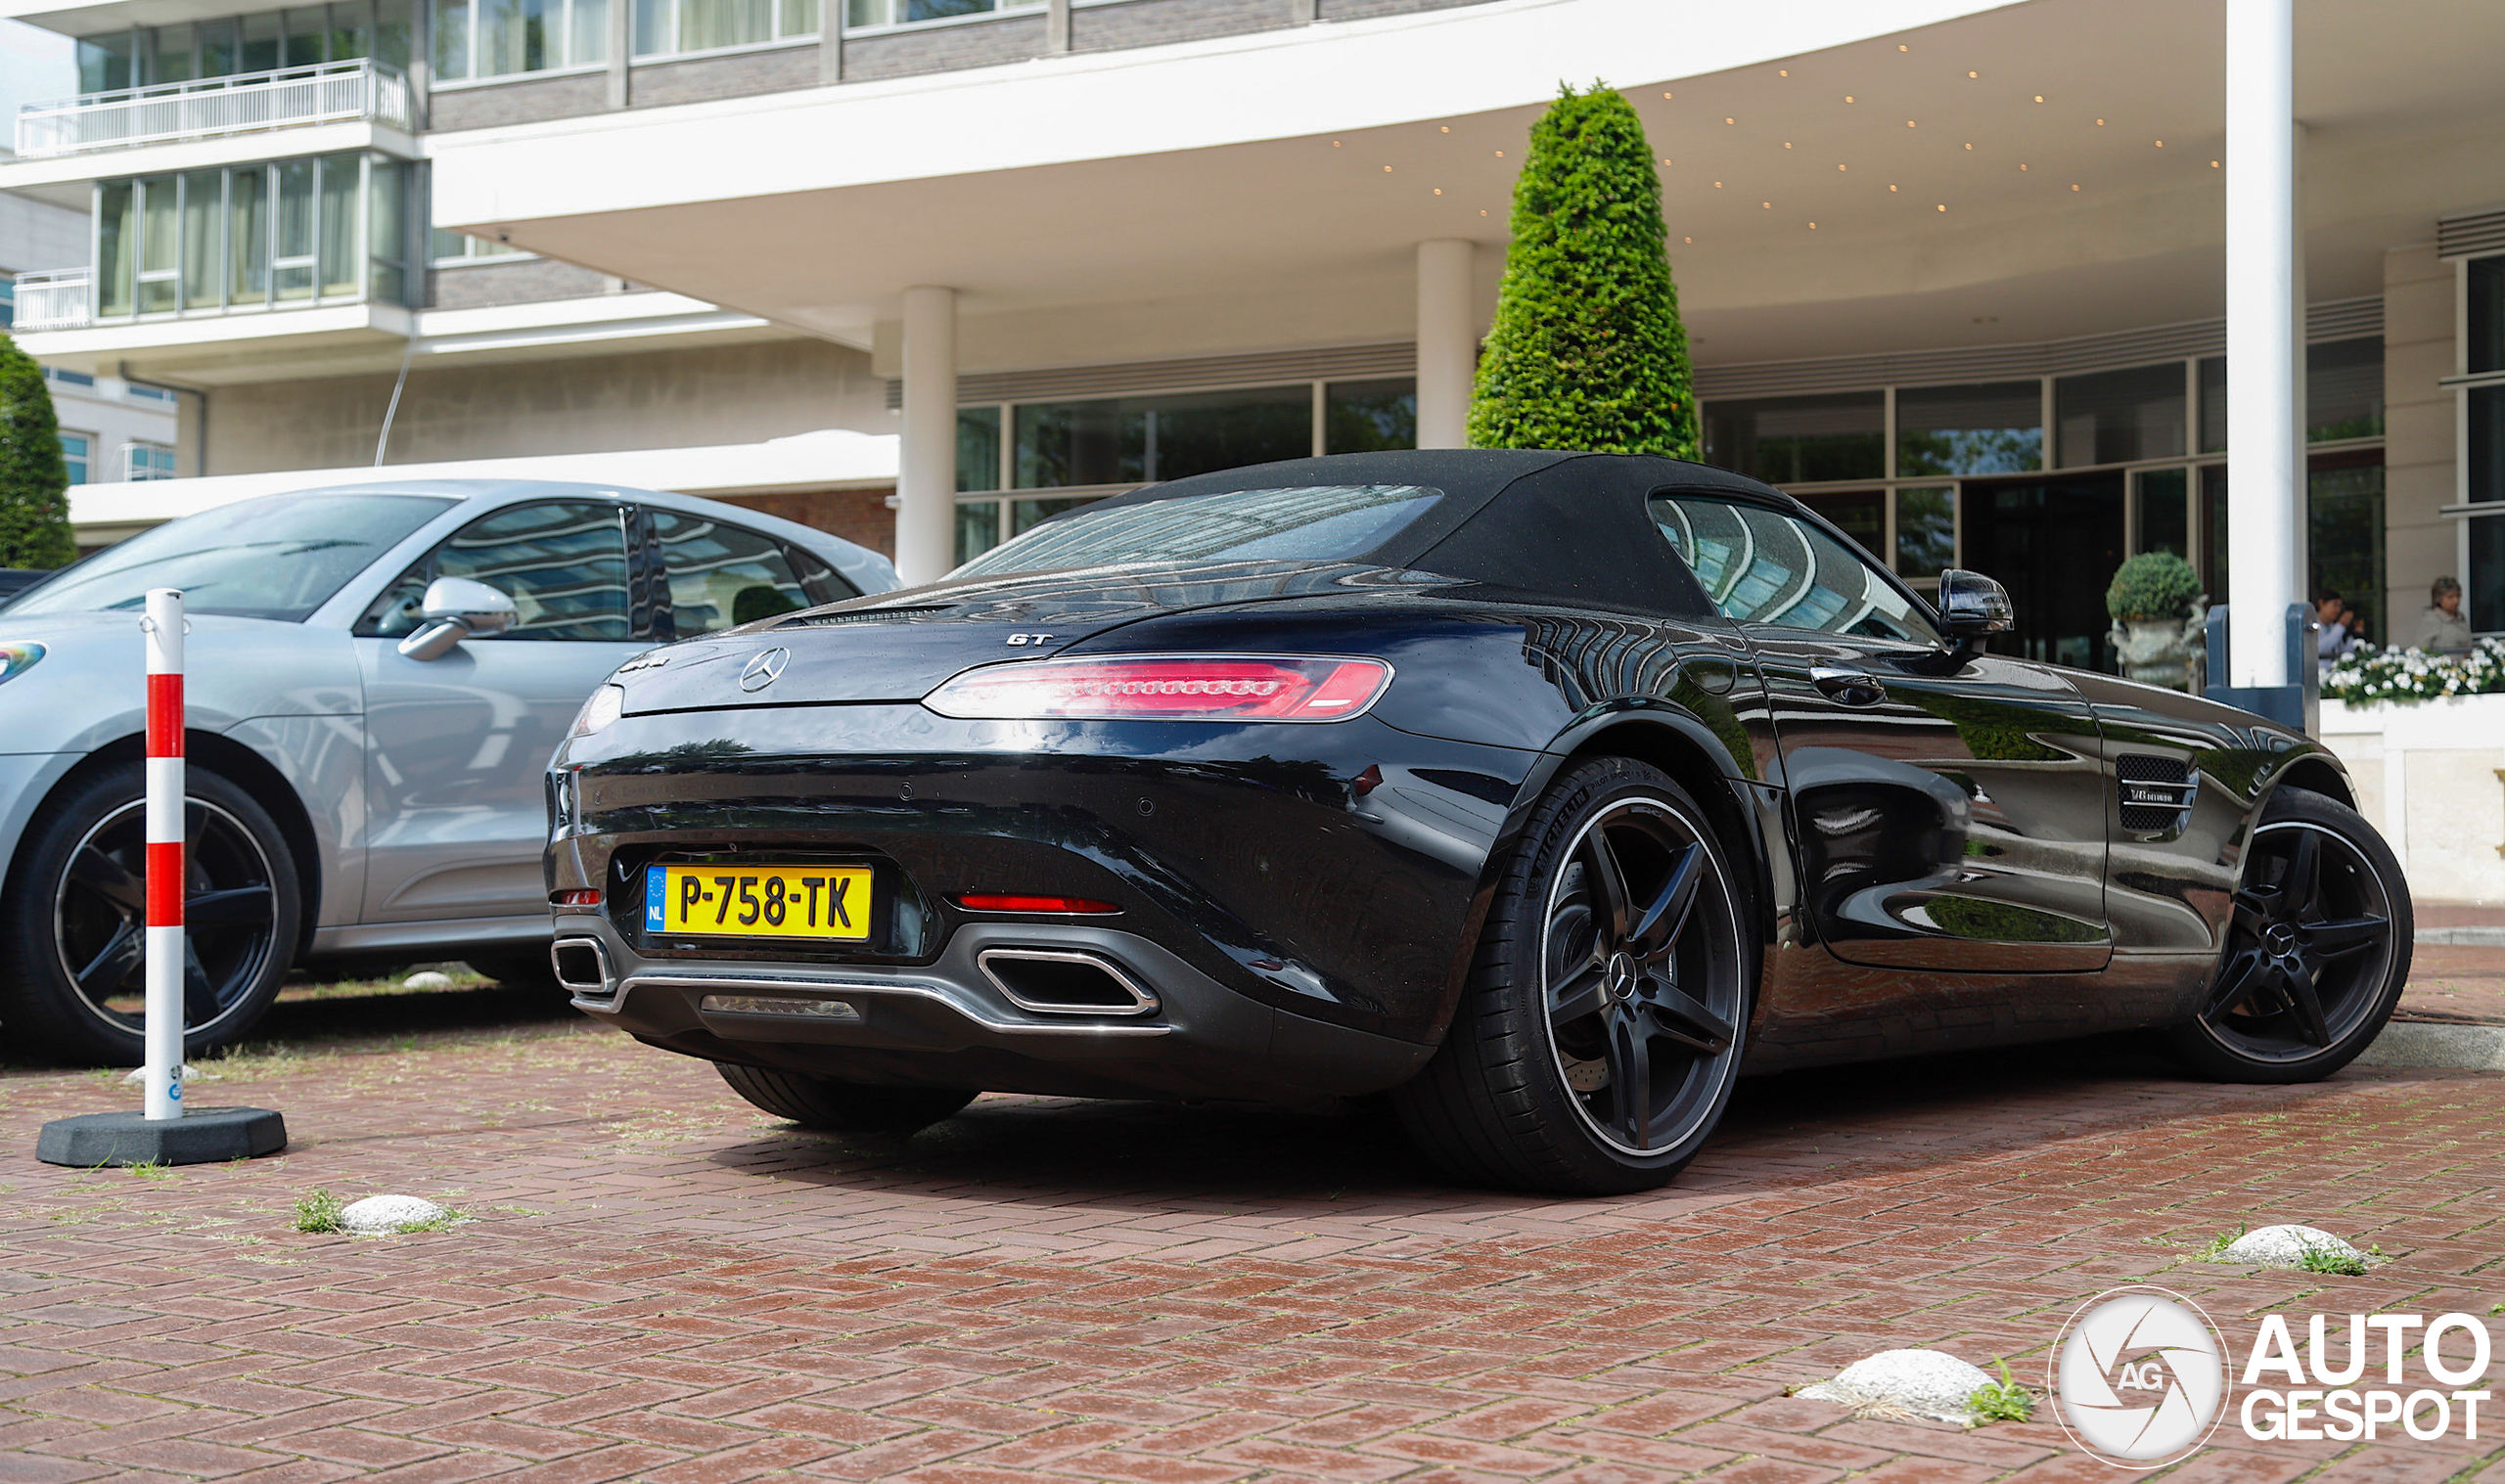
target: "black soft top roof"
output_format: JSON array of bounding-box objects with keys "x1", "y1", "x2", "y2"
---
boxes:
[{"x1": 1074, "y1": 450, "x2": 1799, "y2": 617}]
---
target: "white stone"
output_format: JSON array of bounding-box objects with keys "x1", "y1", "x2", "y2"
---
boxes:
[
  {"x1": 1797, "y1": 1348, "x2": 1996, "y2": 1425},
  {"x1": 2214, "y1": 1223, "x2": 2366, "y2": 1268},
  {"x1": 402, "y1": 970, "x2": 455, "y2": 989},
  {"x1": 340, "y1": 1195, "x2": 451, "y2": 1235}
]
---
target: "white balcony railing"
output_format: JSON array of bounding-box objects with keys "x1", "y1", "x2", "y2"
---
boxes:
[
  {"x1": 14, "y1": 270, "x2": 92, "y2": 332},
  {"x1": 15, "y1": 59, "x2": 411, "y2": 159}
]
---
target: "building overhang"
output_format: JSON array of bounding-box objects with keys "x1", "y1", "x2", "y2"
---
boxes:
[
  {"x1": 0, "y1": 119, "x2": 419, "y2": 198},
  {"x1": 16, "y1": 291, "x2": 789, "y2": 385},
  {"x1": 419, "y1": 0, "x2": 2505, "y2": 376},
  {"x1": 66, "y1": 426, "x2": 901, "y2": 535}
]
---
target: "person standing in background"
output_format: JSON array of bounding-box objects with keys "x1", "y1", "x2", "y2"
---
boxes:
[
  {"x1": 2413, "y1": 576, "x2": 2474, "y2": 652},
  {"x1": 2315, "y1": 589, "x2": 2355, "y2": 671}
]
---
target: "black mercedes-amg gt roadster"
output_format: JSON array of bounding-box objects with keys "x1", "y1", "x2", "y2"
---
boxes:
[{"x1": 544, "y1": 450, "x2": 2409, "y2": 1193}]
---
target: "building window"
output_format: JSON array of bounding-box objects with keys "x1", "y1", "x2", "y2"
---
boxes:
[
  {"x1": 2306, "y1": 337, "x2": 2384, "y2": 442},
  {"x1": 1896, "y1": 382, "x2": 2043, "y2": 477},
  {"x1": 2198, "y1": 355, "x2": 2226, "y2": 454},
  {"x1": 60, "y1": 433, "x2": 93, "y2": 485},
  {"x1": 2054, "y1": 364, "x2": 2184, "y2": 468},
  {"x1": 434, "y1": 0, "x2": 605, "y2": 80},
  {"x1": 1704, "y1": 391, "x2": 1885, "y2": 483},
  {"x1": 43, "y1": 367, "x2": 97, "y2": 388},
  {"x1": 123, "y1": 443, "x2": 177, "y2": 480},
  {"x1": 950, "y1": 375, "x2": 1416, "y2": 564},
  {"x1": 634, "y1": 0, "x2": 815, "y2": 58},
  {"x1": 2474, "y1": 515, "x2": 2505, "y2": 636},
  {"x1": 125, "y1": 382, "x2": 176, "y2": 404},
  {"x1": 844, "y1": 0, "x2": 1040, "y2": 29},
  {"x1": 1013, "y1": 384, "x2": 1315, "y2": 491},
  {"x1": 1325, "y1": 379, "x2": 1417, "y2": 454},
  {"x1": 2471, "y1": 256, "x2": 2505, "y2": 377},
  {"x1": 94, "y1": 154, "x2": 413, "y2": 321},
  {"x1": 0, "y1": 274, "x2": 13, "y2": 330},
  {"x1": 431, "y1": 229, "x2": 531, "y2": 264},
  {"x1": 77, "y1": 1, "x2": 411, "y2": 90}
]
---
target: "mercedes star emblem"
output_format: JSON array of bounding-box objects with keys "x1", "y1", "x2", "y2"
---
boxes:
[{"x1": 738, "y1": 647, "x2": 791, "y2": 692}]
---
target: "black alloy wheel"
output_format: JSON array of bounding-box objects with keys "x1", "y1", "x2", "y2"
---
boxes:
[
  {"x1": 2, "y1": 764, "x2": 299, "y2": 1065},
  {"x1": 2163, "y1": 787, "x2": 2410, "y2": 1082},
  {"x1": 1394, "y1": 757, "x2": 1754, "y2": 1193}
]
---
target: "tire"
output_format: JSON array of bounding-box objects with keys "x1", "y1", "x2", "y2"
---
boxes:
[
  {"x1": 1, "y1": 762, "x2": 300, "y2": 1066},
  {"x1": 2159, "y1": 787, "x2": 2412, "y2": 1083},
  {"x1": 714, "y1": 1062, "x2": 978, "y2": 1133},
  {"x1": 1391, "y1": 757, "x2": 1757, "y2": 1195}
]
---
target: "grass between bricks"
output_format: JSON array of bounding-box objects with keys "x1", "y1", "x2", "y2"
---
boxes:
[{"x1": 1967, "y1": 1359, "x2": 2034, "y2": 1425}]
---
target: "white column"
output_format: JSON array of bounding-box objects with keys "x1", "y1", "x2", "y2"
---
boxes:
[
  {"x1": 895, "y1": 286, "x2": 959, "y2": 586},
  {"x1": 1415, "y1": 240, "x2": 1477, "y2": 449},
  {"x1": 2225, "y1": 0, "x2": 2304, "y2": 689}
]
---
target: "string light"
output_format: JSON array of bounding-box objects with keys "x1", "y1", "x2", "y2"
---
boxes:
[
  {"x1": 1438, "y1": 125, "x2": 1449, "y2": 133},
  {"x1": 1433, "y1": 188, "x2": 1442, "y2": 195},
  {"x1": 1783, "y1": 141, "x2": 1793, "y2": 149},
  {"x1": 2155, "y1": 139, "x2": 2164, "y2": 147},
  {"x1": 1662, "y1": 91, "x2": 1673, "y2": 99},
  {"x1": 1808, "y1": 221, "x2": 1817, "y2": 229},
  {"x1": 1661, "y1": 157, "x2": 1672, "y2": 165},
  {"x1": 1762, "y1": 201, "x2": 1772, "y2": 208},
  {"x1": 1779, "y1": 68, "x2": 1789, "y2": 76},
  {"x1": 1967, "y1": 70, "x2": 1978, "y2": 78},
  {"x1": 1383, "y1": 165, "x2": 1392, "y2": 172},
  {"x1": 1845, "y1": 94, "x2": 1855, "y2": 103},
  {"x1": 1936, "y1": 203, "x2": 1947, "y2": 210},
  {"x1": 1890, "y1": 184, "x2": 1898, "y2": 191},
  {"x1": 1898, "y1": 43, "x2": 1908, "y2": 50},
  {"x1": 2211, "y1": 159, "x2": 2221, "y2": 168},
  {"x1": 1683, "y1": 235, "x2": 1693, "y2": 243},
  {"x1": 2020, "y1": 163, "x2": 2028, "y2": 170},
  {"x1": 1725, "y1": 116, "x2": 1736, "y2": 124},
  {"x1": 2033, "y1": 94, "x2": 2044, "y2": 103},
  {"x1": 1964, "y1": 142, "x2": 1973, "y2": 150},
  {"x1": 1906, "y1": 118, "x2": 1918, "y2": 127},
  {"x1": 1494, "y1": 150, "x2": 1504, "y2": 157},
  {"x1": 1713, "y1": 180, "x2": 1724, "y2": 188},
  {"x1": 1838, "y1": 163, "x2": 1848, "y2": 171},
  {"x1": 2096, "y1": 117, "x2": 2106, "y2": 125},
  {"x1": 2072, "y1": 183, "x2": 2081, "y2": 190}
]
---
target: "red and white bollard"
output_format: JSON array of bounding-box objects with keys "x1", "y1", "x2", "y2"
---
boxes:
[
  {"x1": 34, "y1": 588, "x2": 285, "y2": 1165},
  {"x1": 143, "y1": 588, "x2": 185, "y2": 1122}
]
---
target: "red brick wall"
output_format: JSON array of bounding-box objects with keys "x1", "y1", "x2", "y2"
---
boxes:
[{"x1": 717, "y1": 487, "x2": 895, "y2": 560}]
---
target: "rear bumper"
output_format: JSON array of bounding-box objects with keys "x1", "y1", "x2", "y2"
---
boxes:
[{"x1": 554, "y1": 911, "x2": 1436, "y2": 1103}]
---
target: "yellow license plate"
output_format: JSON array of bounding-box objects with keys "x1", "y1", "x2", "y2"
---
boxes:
[{"x1": 646, "y1": 864, "x2": 873, "y2": 940}]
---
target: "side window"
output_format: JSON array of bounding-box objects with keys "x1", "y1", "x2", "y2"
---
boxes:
[
  {"x1": 356, "y1": 501, "x2": 631, "y2": 640},
  {"x1": 1650, "y1": 494, "x2": 1940, "y2": 646},
  {"x1": 650, "y1": 510, "x2": 816, "y2": 637}
]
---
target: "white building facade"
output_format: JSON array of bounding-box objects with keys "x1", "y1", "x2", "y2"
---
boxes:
[{"x1": 0, "y1": 0, "x2": 2497, "y2": 665}]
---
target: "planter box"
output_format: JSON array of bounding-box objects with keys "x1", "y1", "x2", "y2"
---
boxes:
[{"x1": 2319, "y1": 695, "x2": 2505, "y2": 905}]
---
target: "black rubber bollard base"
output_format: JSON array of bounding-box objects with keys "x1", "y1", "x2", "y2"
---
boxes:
[{"x1": 35, "y1": 1107, "x2": 287, "y2": 1167}]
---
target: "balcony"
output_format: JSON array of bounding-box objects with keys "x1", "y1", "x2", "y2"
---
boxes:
[
  {"x1": 14, "y1": 60, "x2": 411, "y2": 160},
  {"x1": 15, "y1": 269, "x2": 91, "y2": 332}
]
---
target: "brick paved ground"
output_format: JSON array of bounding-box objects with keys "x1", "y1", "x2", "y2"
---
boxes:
[
  {"x1": 2397, "y1": 945, "x2": 2505, "y2": 1025},
  {"x1": 4, "y1": 965, "x2": 2503, "y2": 1484}
]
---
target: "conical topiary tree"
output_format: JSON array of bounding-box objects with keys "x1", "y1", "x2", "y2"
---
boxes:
[
  {"x1": 0, "y1": 336, "x2": 75, "y2": 569},
  {"x1": 1468, "y1": 82, "x2": 1697, "y2": 458}
]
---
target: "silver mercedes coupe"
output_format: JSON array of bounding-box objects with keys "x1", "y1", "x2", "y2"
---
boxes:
[{"x1": 0, "y1": 479, "x2": 895, "y2": 1063}]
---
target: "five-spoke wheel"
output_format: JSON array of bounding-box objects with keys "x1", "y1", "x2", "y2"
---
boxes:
[
  {"x1": 3, "y1": 764, "x2": 299, "y2": 1064},
  {"x1": 1394, "y1": 757, "x2": 1752, "y2": 1193},
  {"x1": 2164, "y1": 787, "x2": 2410, "y2": 1082}
]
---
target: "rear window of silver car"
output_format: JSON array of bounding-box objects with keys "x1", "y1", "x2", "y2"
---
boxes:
[
  {"x1": 9, "y1": 493, "x2": 457, "y2": 621},
  {"x1": 951, "y1": 484, "x2": 1447, "y2": 577}
]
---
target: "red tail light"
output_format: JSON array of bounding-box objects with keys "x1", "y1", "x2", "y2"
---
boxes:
[
  {"x1": 552, "y1": 888, "x2": 602, "y2": 907},
  {"x1": 925, "y1": 654, "x2": 1392, "y2": 723},
  {"x1": 958, "y1": 894, "x2": 1121, "y2": 915}
]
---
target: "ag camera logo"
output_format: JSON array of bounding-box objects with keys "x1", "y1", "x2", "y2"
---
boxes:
[{"x1": 2051, "y1": 1285, "x2": 2227, "y2": 1467}]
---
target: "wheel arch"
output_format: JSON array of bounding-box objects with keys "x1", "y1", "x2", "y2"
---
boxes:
[
  {"x1": 12, "y1": 730, "x2": 324, "y2": 961},
  {"x1": 1533, "y1": 711, "x2": 1781, "y2": 953},
  {"x1": 2265, "y1": 754, "x2": 2356, "y2": 812}
]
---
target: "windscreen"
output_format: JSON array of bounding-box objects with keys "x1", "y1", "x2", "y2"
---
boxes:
[
  {"x1": 10, "y1": 492, "x2": 456, "y2": 621},
  {"x1": 952, "y1": 484, "x2": 1446, "y2": 577}
]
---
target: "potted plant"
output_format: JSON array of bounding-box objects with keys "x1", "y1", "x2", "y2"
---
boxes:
[{"x1": 2105, "y1": 552, "x2": 2208, "y2": 692}]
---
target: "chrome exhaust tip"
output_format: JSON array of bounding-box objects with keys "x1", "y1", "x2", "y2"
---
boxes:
[{"x1": 976, "y1": 948, "x2": 1159, "y2": 1016}]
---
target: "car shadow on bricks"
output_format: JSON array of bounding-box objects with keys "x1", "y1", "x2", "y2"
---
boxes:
[{"x1": 690, "y1": 1032, "x2": 2399, "y2": 1211}]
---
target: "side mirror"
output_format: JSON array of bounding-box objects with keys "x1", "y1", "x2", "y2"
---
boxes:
[
  {"x1": 1936, "y1": 568, "x2": 2015, "y2": 643},
  {"x1": 396, "y1": 576, "x2": 519, "y2": 660}
]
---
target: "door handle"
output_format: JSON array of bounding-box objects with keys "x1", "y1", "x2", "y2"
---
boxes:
[{"x1": 1809, "y1": 666, "x2": 1887, "y2": 705}]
